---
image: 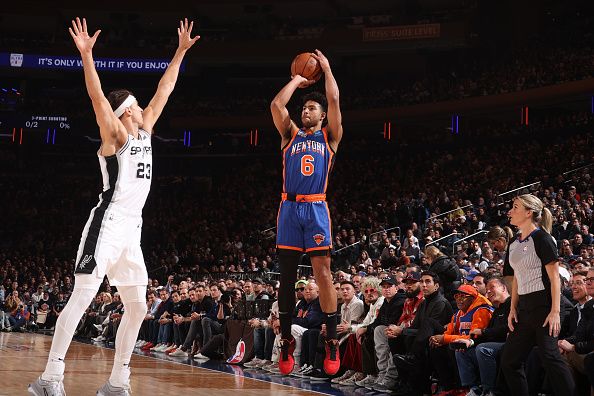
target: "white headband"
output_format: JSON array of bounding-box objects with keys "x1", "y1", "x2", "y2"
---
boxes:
[{"x1": 113, "y1": 95, "x2": 136, "y2": 118}]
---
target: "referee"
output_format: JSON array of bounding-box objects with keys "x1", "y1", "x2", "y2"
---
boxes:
[{"x1": 500, "y1": 194, "x2": 575, "y2": 396}]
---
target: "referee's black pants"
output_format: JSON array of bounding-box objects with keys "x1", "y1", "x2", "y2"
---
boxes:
[{"x1": 500, "y1": 292, "x2": 575, "y2": 396}]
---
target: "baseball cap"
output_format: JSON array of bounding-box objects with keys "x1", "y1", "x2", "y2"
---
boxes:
[
  {"x1": 465, "y1": 270, "x2": 480, "y2": 281},
  {"x1": 295, "y1": 280, "x2": 308, "y2": 289},
  {"x1": 403, "y1": 272, "x2": 421, "y2": 283},
  {"x1": 454, "y1": 284, "x2": 478, "y2": 298},
  {"x1": 379, "y1": 276, "x2": 398, "y2": 286},
  {"x1": 252, "y1": 278, "x2": 264, "y2": 284}
]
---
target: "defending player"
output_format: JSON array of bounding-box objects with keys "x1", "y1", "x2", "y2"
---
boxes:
[
  {"x1": 28, "y1": 17, "x2": 199, "y2": 396},
  {"x1": 270, "y1": 49, "x2": 343, "y2": 375}
]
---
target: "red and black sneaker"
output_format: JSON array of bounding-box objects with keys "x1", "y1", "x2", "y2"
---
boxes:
[
  {"x1": 278, "y1": 337, "x2": 296, "y2": 375},
  {"x1": 323, "y1": 339, "x2": 340, "y2": 375}
]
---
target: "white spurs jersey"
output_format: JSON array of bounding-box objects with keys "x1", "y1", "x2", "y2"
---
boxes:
[{"x1": 96, "y1": 129, "x2": 152, "y2": 216}]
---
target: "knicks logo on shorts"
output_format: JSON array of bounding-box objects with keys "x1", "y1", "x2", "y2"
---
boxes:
[{"x1": 313, "y1": 233, "x2": 326, "y2": 246}]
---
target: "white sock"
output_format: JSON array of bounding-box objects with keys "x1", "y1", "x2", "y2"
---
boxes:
[
  {"x1": 109, "y1": 361, "x2": 131, "y2": 388},
  {"x1": 41, "y1": 355, "x2": 65, "y2": 382}
]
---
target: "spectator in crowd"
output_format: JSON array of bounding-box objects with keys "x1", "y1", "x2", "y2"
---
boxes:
[
  {"x1": 560, "y1": 268, "x2": 594, "y2": 394},
  {"x1": 392, "y1": 271, "x2": 453, "y2": 396},
  {"x1": 308, "y1": 280, "x2": 364, "y2": 381},
  {"x1": 169, "y1": 285, "x2": 214, "y2": 357},
  {"x1": 364, "y1": 276, "x2": 406, "y2": 391},
  {"x1": 347, "y1": 277, "x2": 386, "y2": 387},
  {"x1": 200, "y1": 284, "x2": 226, "y2": 348},
  {"x1": 454, "y1": 277, "x2": 511, "y2": 396},
  {"x1": 424, "y1": 245, "x2": 462, "y2": 307},
  {"x1": 243, "y1": 281, "x2": 255, "y2": 301},
  {"x1": 373, "y1": 272, "x2": 425, "y2": 392},
  {"x1": 272, "y1": 282, "x2": 323, "y2": 374},
  {"x1": 76, "y1": 294, "x2": 103, "y2": 338},
  {"x1": 102, "y1": 294, "x2": 125, "y2": 344},
  {"x1": 469, "y1": 272, "x2": 489, "y2": 297},
  {"x1": 148, "y1": 289, "x2": 174, "y2": 352},
  {"x1": 429, "y1": 284, "x2": 493, "y2": 394},
  {"x1": 403, "y1": 235, "x2": 421, "y2": 263},
  {"x1": 486, "y1": 226, "x2": 514, "y2": 291},
  {"x1": 252, "y1": 278, "x2": 270, "y2": 300},
  {"x1": 7, "y1": 293, "x2": 30, "y2": 331},
  {"x1": 49, "y1": 292, "x2": 68, "y2": 332}
]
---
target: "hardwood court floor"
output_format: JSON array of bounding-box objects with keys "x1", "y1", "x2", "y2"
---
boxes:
[{"x1": 0, "y1": 332, "x2": 327, "y2": 396}]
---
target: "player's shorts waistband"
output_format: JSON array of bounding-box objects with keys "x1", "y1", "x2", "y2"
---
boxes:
[{"x1": 281, "y1": 193, "x2": 326, "y2": 202}]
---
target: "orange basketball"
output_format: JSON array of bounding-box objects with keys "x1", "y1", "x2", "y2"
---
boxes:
[{"x1": 290, "y1": 52, "x2": 322, "y2": 82}]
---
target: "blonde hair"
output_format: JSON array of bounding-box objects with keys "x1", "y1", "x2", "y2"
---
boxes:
[
  {"x1": 101, "y1": 292, "x2": 113, "y2": 304},
  {"x1": 486, "y1": 225, "x2": 514, "y2": 244},
  {"x1": 514, "y1": 194, "x2": 552, "y2": 233},
  {"x1": 361, "y1": 276, "x2": 381, "y2": 294},
  {"x1": 424, "y1": 245, "x2": 446, "y2": 261}
]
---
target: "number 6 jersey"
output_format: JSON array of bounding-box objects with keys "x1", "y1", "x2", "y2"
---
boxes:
[
  {"x1": 276, "y1": 127, "x2": 336, "y2": 253},
  {"x1": 282, "y1": 127, "x2": 334, "y2": 195}
]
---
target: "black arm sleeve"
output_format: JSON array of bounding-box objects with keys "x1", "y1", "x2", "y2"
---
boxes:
[{"x1": 532, "y1": 230, "x2": 558, "y2": 266}]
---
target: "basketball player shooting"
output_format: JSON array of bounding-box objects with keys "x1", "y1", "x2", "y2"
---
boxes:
[
  {"x1": 270, "y1": 49, "x2": 343, "y2": 376},
  {"x1": 28, "y1": 17, "x2": 199, "y2": 396}
]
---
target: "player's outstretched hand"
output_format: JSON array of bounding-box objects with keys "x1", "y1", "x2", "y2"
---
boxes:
[
  {"x1": 178, "y1": 18, "x2": 200, "y2": 51},
  {"x1": 311, "y1": 49, "x2": 330, "y2": 73},
  {"x1": 68, "y1": 17, "x2": 100, "y2": 54}
]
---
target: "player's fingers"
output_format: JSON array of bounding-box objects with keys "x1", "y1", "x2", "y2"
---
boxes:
[
  {"x1": 92, "y1": 30, "x2": 101, "y2": 40},
  {"x1": 188, "y1": 21, "x2": 194, "y2": 34},
  {"x1": 180, "y1": 20, "x2": 184, "y2": 32},
  {"x1": 76, "y1": 17, "x2": 83, "y2": 33},
  {"x1": 68, "y1": 27, "x2": 76, "y2": 40},
  {"x1": 184, "y1": 17, "x2": 189, "y2": 31},
  {"x1": 82, "y1": 18, "x2": 87, "y2": 33},
  {"x1": 72, "y1": 19, "x2": 80, "y2": 35}
]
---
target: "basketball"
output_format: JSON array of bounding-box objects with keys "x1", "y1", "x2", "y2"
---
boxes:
[{"x1": 290, "y1": 52, "x2": 322, "y2": 82}]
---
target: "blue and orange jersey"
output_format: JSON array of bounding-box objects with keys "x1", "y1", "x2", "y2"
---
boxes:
[{"x1": 282, "y1": 127, "x2": 335, "y2": 195}]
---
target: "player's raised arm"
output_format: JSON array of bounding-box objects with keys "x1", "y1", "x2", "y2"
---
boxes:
[
  {"x1": 142, "y1": 18, "x2": 200, "y2": 134},
  {"x1": 270, "y1": 76, "x2": 313, "y2": 148},
  {"x1": 69, "y1": 17, "x2": 126, "y2": 146},
  {"x1": 311, "y1": 50, "x2": 342, "y2": 151}
]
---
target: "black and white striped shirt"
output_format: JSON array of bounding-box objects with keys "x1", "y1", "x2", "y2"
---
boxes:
[{"x1": 504, "y1": 228, "x2": 558, "y2": 296}]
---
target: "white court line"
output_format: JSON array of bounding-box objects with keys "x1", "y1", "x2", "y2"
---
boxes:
[{"x1": 68, "y1": 336, "x2": 332, "y2": 396}]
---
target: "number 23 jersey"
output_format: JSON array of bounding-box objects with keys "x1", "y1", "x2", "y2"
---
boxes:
[{"x1": 97, "y1": 128, "x2": 152, "y2": 216}]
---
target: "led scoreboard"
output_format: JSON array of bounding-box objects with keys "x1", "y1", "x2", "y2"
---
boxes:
[{"x1": 0, "y1": 114, "x2": 71, "y2": 144}]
